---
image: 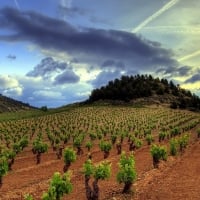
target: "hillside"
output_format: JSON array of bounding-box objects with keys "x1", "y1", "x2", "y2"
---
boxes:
[
  {"x1": 88, "y1": 74, "x2": 200, "y2": 110},
  {"x1": 0, "y1": 94, "x2": 35, "y2": 113}
]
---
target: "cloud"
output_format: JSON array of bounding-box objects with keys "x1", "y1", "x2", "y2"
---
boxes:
[
  {"x1": 26, "y1": 56, "x2": 80, "y2": 84},
  {"x1": 33, "y1": 90, "x2": 65, "y2": 100},
  {"x1": 0, "y1": 75, "x2": 23, "y2": 96},
  {"x1": 7, "y1": 54, "x2": 16, "y2": 60},
  {"x1": 132, "y1": 0, "x2": 180, "y2": 33},
  {"x1": 0, "y1": 75, "x2": 20, "y2": 88},
  {"x1": 54, "y1": 69, "x2": 80, "y2": 85},
  {"x1": 141, "y1": 25, "x2": 200, "y2": 35},
  {"x1": 185, "y1": 73, "x2": 200, "y2": 83},
  {"x1": 26, "y1": 57, "x2": 68, "y2": 78},
  {"x1": 11, "y1": 74, "x2": 91, "y2": 107},
  {"x1": 91, "y1": 70, "x2": 123, "y2": 88},
  {"x1": 156, "y1": 65, "x2": 192, "y2": 77},
  {"x1": 89, "y1": 16, "x2": 112, "y2": 26},
  {"x1": 181, "y1": 81, "x2": 200, "y2": 91},
  {"x1": 101, "y1": 60, "x2": 125, "y2": 70},
  {"x1": 14, "y1": 0, "x2": 20, "y2": 10},
  {"x1": 178, "y1": 50, "x2": 200, "y2": 62},
  {"x1": 0, "y1": 7, "x2": 178, "y2": 73},
  {"x1": 2, "y1": 87, "x2": 23, "y2": 97},
  {"x1": 59, "y1": 5, "x2": 87, "y2": 17}
]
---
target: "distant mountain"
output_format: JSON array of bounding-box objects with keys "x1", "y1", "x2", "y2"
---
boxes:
[
  {"x1": 88, "y1": 74, "x2": 200, "y2": 110},
  {"x1": 0, "y1": 94, "x2": 36, "y2": 113}
]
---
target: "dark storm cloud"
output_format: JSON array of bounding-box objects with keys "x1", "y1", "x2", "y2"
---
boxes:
[
  {"x1": 54, "y1": 70, "x2": 80, "y2": 85},
  {"x1": 26, "y1": 57, "x2": 68, "y2": 78},
  {"x1": 0, "y1": 7, "x2": 178, "y2": 71},
  {"x1": 156, "y1": 66, "x2": 191, "y2": 77},
  {"x1": 102, "y1": 60, "x2": 125, "y2": 70},
  {"x1": 185, "y1": 74, "x2": 200, "y2": 83}
]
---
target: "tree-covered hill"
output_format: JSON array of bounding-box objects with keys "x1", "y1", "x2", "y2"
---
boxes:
[{"x1": 88, "y1": 74, "x2": 200, "y2": 110}]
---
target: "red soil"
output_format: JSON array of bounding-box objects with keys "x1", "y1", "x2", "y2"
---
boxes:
[{"x1": 0, "y1": 131, "x2": 200, "y2": 200}]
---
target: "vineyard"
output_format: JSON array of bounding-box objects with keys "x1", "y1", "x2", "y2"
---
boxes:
[{"x1": 0, "y1": 106, "x2": 200, "y2": 200}]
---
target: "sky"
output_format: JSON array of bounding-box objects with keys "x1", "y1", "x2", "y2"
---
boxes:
[{"x1": 0, "y1": 0, "x2": 200, "y2": 108}]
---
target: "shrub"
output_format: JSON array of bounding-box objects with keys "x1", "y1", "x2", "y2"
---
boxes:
[
  {"x1": 3, "y1": 149, "x2": 16, "y2": 170},
  {"x1": 93, "y1": 161, "x2": 111, "y2": 181},
  {"x1": 170, "y1": 127, "x2": 180, "y2": 137},
  {"x1": 158, "y1": 132, "x2": 166, "y2": 142},
  {"x1": 0, "y1": 156, "x2": 8, "y2": 187},
  {"x1": 32, "y1": 139, "x2": 48, "y2": 164},
  {"x1": 73, "y1": 135, "x2": 84, "y2": 155},
  {"x1": 89, "y1": 133, "x2": 97, "y2": 141},
  {"x1": 178, "y1": 134, "x2": 189, "y2": 152},
  {"x1": 83, "y1": 159, "x2": 94, "y2": 179},
  {"x1": 116, "y1": 152, "x2": 137, "y2": 193},
  {"x1": 150, "y1": 144, "x2": 167, "y2": 168},
  {"x1": 63, "y1": 147, "x2": 76, "y2": 172},
  {"x1": 24, "y1": 194, "x2": 33, "y2": 200},
  {"x1": 116, "y1": 141, "x2": 122, "y2": 155},
  {"x1": 19, "y1": 137, "x2": 29, "y2": 150},
  {"x1": 55, "y1": 144, "x2": 64, "y2": 160},
  {"x1": 169, "y1": 139, "x2": 178, "y2": 156},
  {"x1": 42, "y1": 172, "x2": 72, "y2": 200},
  {"x1": 197, "y1": 128, "x2": 200, "y2": 138},
  {"x1": 85, "y1": 141, "x2": 93, "y2": 152},
  {"x1": 99, "y1": 141, "x2": 112, "y2": 159},
  {"x1": 144, "y1": 129, "x2": 151, "y2": 137},
  {"x1": 134, "y1": 138, "x2": 143, "y2": 149},
  {"x1": 111, "y1": 134, "x2": 117, "y2": 144},
  {"x1": 12, "y1": 143, "x2": 21, "y2": 154},
  {"x1": 83, "y1": 160, "x2": 111, "y2": 200},
  {"x1": 129, "y1": 136, "x2": 136, "y2": 151},
  {"x1": 146, "y1": 134, "x2": 154, "y2": 145}
]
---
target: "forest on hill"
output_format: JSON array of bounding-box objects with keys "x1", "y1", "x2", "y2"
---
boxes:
[{"x1": 88, "y1": 74, "x2": 200, "y2": 110}]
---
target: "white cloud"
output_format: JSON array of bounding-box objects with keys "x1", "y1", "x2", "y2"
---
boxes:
[
  {"x1": 0, "y1": 75, "x2": 23, "y2": 96},
  {"x1": 2, "y1": 87, "x2": 23, "y2": 96},
  {"x1": 33, "y1": 90, "x2": 65, "y2": 99}
]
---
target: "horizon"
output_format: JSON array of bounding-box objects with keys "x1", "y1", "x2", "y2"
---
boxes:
[{"x1": 0, "y1": 0, "x2": 200, "y2": 107}]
